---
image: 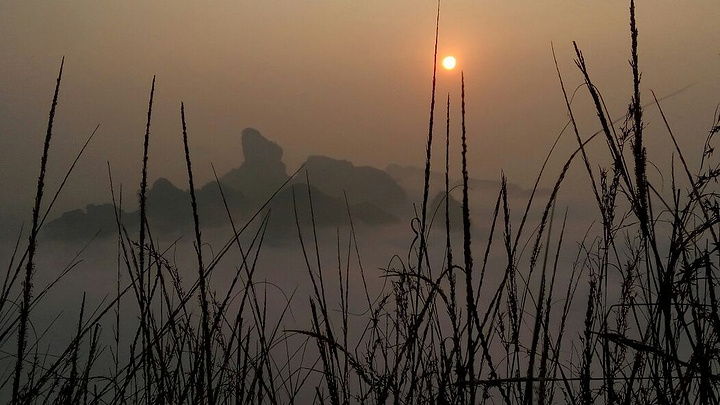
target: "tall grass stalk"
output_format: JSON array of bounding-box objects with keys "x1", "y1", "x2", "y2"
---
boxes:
[
  {"x1": 417, "y1": 0, "x2": 441, "y2": 279},
  {"x1": 459, "y1": 71, "x2": 477, "y2": 403},
  {"x1": 12, "y1": 57, "x2": 64, "y2": 405},
  {"x1": 181, "y1": 103, "x2": 213, "y2": 403}
]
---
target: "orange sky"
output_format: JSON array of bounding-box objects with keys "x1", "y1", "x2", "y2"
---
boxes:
[{"x1": 1, "y1": 1, "x2": 718, "y2": 224}]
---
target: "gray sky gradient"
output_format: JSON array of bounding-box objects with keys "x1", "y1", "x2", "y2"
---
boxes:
[{"x1": 1, "y1": 1, "x2": 718, "y2": 231}]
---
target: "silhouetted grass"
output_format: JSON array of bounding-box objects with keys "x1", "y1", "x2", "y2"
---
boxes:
[
  {"x1": 3, "y1": 1, "x2": 720, "y2": 403},
  {"x1": 12, "y1": 57, "x2": 63, "y2": 405}
]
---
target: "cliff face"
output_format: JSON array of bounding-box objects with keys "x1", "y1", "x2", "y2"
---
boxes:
[
  {"x1": 145, "y1": 178, "x2": 192, "y2": 234},
  {"x1": 303, "y1": 155, "x2": 406, "y2": 211},
  {"x1": 43, "y1": 203, "x2": 119, "y2": 241},
  {"x1": 220, "y1": 128, "x2": 289, "y2": 203}
]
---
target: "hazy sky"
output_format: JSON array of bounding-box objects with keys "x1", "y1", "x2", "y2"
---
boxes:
[{"x1": 1, "y1": 1, "x2": 718, "y2": 228}]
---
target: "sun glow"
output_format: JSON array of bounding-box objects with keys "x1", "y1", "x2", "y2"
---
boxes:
[{"x1": 442, "y1": 56, "x2": 456, "y2": 70}]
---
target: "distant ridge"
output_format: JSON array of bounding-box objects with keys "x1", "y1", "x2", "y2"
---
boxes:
[
  {"x1": 46, "y1": 129, "x2": 549, "y2": 241},
  {"x1": 45, "y1": 128, "x2": 402, "y2": 241}
]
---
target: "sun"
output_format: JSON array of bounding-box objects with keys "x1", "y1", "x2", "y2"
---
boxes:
[{"x1": 442, "y1": 56, "x2": 456, "y2": 70}]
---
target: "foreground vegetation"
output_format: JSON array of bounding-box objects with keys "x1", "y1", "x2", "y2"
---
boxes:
[{"x1": 3, "y1": 1, "x2": 720, "y2": 403}]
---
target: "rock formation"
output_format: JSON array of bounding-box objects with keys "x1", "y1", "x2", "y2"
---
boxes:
[
  {"x1": 45, "y1": 128, "x2": 405, "y2": 242},
  {"x1": 303, "y1": 155, "x2": 406, "y2": 211},
  {"x1": 220, "y1": 128, "x2": 289, "y2": 203}
]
